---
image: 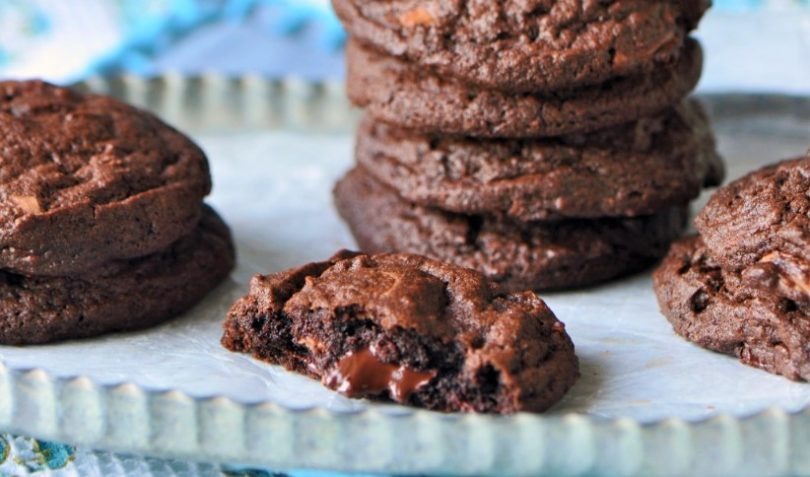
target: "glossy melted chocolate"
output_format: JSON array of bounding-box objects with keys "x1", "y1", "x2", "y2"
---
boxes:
[{"x1": 324, "y1": 347, "x2": 435, "y2": 402}]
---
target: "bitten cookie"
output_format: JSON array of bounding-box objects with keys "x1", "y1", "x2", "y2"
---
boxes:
[
  {"x1": 222, "y1": 250, "x2": 579, "y2": 413},
  {"x1": 356, "y1": 100, "x2": 724, "y2": 221},
  {"x1": 346, "y1": 38, "x2": 703, "y2": 138},
  {"x1": 0, "y1": 206, "x2": 235, "y2": 345},
  {"x1": 0, "y1": 80, "x2": 211, "y2": 276},
  {"x1": 695, "y1": 156, "x2": 809, "y2": 271},
  {"x1": 335, "y1": 167, "x2": 687, "y2": 291},
  {"x1": 333, "y1": 0, "x2": 709, "y2": 93},
  {"x1": 654, "y1": 236, "x2": 809, "y2": 380}
]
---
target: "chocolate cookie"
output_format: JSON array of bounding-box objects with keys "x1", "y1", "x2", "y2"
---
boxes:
[
  {"x1": 346, "y1": 38, "x2": 703, "y2": 138},
  {"x1": 333, "y1": 0, "x2": 709, "y2": 93},
  {"x1": 0, "y1": 80, "x2": 211, "y2": 276},
  {"x1": 695, "y1": 156, "x2": 809, "y2": 271},
  {"x1": 222, "y1": 250, "x2": 579, "y2": 413},
  {"x1": 334, "y1": 167, "x2": 687, "y2": 291},
  {"x1": 654, "y1": 236, "x2": 810, "y2": 381},
  {"x1": 0, "y1": 205, "x2": 234, "y2": 345},
  {"x1": 356, "y1": 100, "x2": 724, "y2": 221}
]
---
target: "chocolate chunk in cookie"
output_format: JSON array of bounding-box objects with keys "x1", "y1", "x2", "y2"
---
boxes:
[
  {"x1": 654, "y1": 236, "x2": 810, "y2": 380},
  {"x1": 0, "y1": 80, "x2": 211, "y2": 276},
  {"x1": 356, "y1": 100, "x2": 723, "y2": 221},
  {"x1": 222, "y1": 250, "x2": 578, "y2": 413},
  {"x1": 695, "y1": 156, "x2": 809, "y2": 271},
  {"x1": 346, "y1": 38, "x2": 702, "y2": 138},
  {"x1": 741, "y1": 251, "x2": 809, "y2": 310},
  {"x1": 335, "y1": 167, "x2": 687, "y2": 291},
  {"x1": 0, "y1": 205, "x2": 234, "y2": 345},
  {"x1": 333, "y1": 0, "x2": 709, "y2": 93}
]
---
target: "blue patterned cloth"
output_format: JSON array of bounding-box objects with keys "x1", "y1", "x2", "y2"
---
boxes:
[
  {"x1": 0, "y1": 434, "x2": 382, "y2": 477},
  {"x1": 0, "y1": 0, "x2": 345, "y2": 82},
  {"x1": 72, "y1": 0, "x2": 810, "y2": 78},
  {"x1": 1, "y1": 0, "x2": 809, "y2": 82},
  {"x1": 0, "y1": 436, "x2": 73, "y2": 475},
  {"x1": 0, "y1": 1, "x2": 51, "y2": 68},
  {"x1": 89, "y1": 0, "x2": 345, "y2": 77}
]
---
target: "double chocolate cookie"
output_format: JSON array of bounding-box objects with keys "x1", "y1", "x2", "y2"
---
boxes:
[
  {"x1": 695, "y1": 156, "x2": 809, "y2": 271},
  {"x1": 335, "y1": 0, "x2": 718, "y2": 293},
  {"x1": 0, "y1": 80, "x2": 210, "y2": 276},
  {"x1": 0, "y1": 80, "x2": 235, "y2": 344},
  {"x1": 655, "y1": 236, "x2": 809, "y2": 380},
  {"x1": 655, "y1": 157, "x2": 809, "y2": 380},
  {"x1": 356, "y1": 100, "x2": 724, "y2": 220},
  {"x1": 0, "y1": 207, "x2": 234, "y2": 345},
  {"x1": 222, "y1": 250, "x2": 579, "y2": 413},
  {"x1": 334, "y1": 0, "x2": 708, "y2": 93},
  {"x1": 336, "y1": 167, "x2": 687, "y2": 291},
  {"x1": 347, "y1": 38, "x2": 703, "y2": 138}
]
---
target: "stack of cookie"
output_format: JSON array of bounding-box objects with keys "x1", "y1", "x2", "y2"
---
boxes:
[
  {"x1": 655, "y1": 157, "x2": 809, "y2": 380},
  {"x1": 332, "y1": 0, "x2": 724, "y2": 291},
  {"x1": 0, "y1": 80, "x2": 235, "y2": 345}
]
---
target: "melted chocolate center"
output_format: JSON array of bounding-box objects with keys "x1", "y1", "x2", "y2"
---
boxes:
[{"x1": 324, "y1": 347, "x2": 435, "y2": 402}]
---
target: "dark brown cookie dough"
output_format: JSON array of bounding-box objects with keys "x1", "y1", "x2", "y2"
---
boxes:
[
  {"x1": 695, "y1": 156, "x2": 809, "y2": 272},
  {"x1": 333, "y1": 0, "x2": 709, "y2": 93},
  {"x1": 0, "y1": 205, "x2": 235, "y2": 345},
  {"x1": 0, "y1": 80, "x2": 211, "y2": 276},
  {"x1": 222, "y1": 250, "x2": 579, "y2": 413},
  {"x1": 334, "y1": 167, "x2": 687, "y2": 291},
  {"x1": 346, "y1": 38, "x2": 703, "y2": 138},
  {"x1": 356, "y1": 100, "x2": 724, "y2": 221},
  {"x1": 654, "y1": 236, "x2": 810, "y2": 381}
]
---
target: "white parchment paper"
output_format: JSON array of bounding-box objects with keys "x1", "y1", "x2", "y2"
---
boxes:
[{"x1": 0, "y1": 123, "x2": 808, "y2": 424}]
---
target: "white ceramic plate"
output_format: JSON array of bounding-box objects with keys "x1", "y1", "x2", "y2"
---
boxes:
[{"x1": 0, "y1": 76, "x2": 808, "y2": 477}]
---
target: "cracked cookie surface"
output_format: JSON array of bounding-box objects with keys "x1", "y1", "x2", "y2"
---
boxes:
[
  {"x1": 355, "y1": 100, "x2": 724, "y2": 221},
  {"x1": 0, "y1": 80, "x2": 211, "y2": 276},
  {"x1": 333, "y1": 0, "x2": 709, "y2": 93},
  {"x1": 696, "y1": 156, "x2": 810, "y2": 271},
  {"x1": 0, "y1": 205, "x2": 234, "y2": 345},
  {"x1": 334, "y1": 167, "x2": 687, "y2": 291},
  {"x1": 654, "y1": 236, "x2": 809, "y2": 381},
  {"x1": 346, "y1": 38, "x2": 703, "y2": 138}
]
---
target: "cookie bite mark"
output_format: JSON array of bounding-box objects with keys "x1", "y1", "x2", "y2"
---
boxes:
[{"x1": 222, "y1": 251, "x2": 579, "y2": 413}]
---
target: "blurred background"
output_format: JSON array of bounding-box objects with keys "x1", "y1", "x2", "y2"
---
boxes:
[{"x1": 1, "y1": 0, "x2": 809, "y2": 94}]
